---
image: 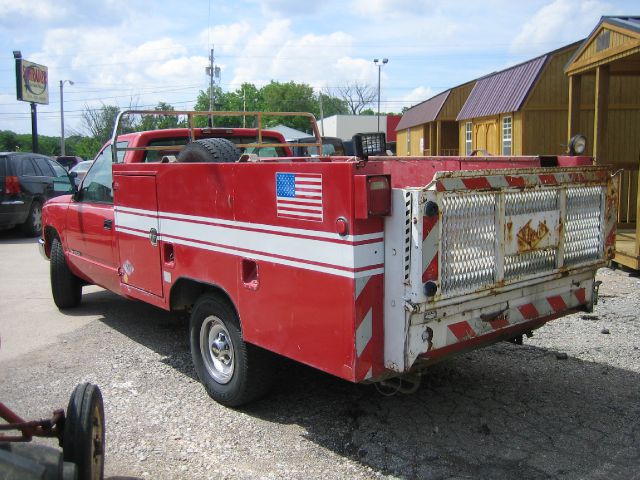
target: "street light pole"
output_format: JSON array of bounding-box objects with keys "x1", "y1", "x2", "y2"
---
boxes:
[
  {"x1": 373, "y1": 58, "x2": 388, "y2": 133},
  {"x1": 59, "y1": 79, "x2": 74, "y2": 156}
]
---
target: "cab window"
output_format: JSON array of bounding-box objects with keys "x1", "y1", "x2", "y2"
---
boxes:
[{"x1": 80, "y1": 146, "x2": 114, "y2": 203}]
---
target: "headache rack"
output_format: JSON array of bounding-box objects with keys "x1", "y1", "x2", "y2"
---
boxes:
[{"x1": 109, "y1": 110, "x2": 324, "y2": 162}]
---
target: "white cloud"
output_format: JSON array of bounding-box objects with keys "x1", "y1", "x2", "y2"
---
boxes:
[
  {"x1": 398, "y1": 86, "x2": 435, "y2": 110},
  {"x1": 199, "y1": 22, "x2": 253, "y2": 56},
  {"x1": 350, "y1": 0, "x2": 436, "y2": 18},
  {"x1": 0, "y1": 0, "x2": 66, "y2": 22},
  {"x1": 511, "y1": 0, "x2": 609, "y2": 53}
]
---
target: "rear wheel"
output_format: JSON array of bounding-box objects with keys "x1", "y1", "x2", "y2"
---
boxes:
[
  {"x1": 50, "y1": 237, "x2": 82, "y2": 308},
  {"x1": 20, "y1": 199, "x2": 42, "y2": 237},
  {"x1": 190, "y1": 294, "x2": 273, "y2": 407},
  {"x1": 177, "y1": 138, "x2": 241, "y2": 163}
]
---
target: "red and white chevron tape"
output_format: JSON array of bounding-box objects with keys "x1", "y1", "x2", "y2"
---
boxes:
[
  {"x1": 422, "y1": 214, "x2": 439, "y2": 284},
  {"x1": 435, "y1": 170, "x2": 609, "y2": 192},
  {"x1": 353, "y1": 274, "x2": 384, "y2": 381},
  {"x1": 445, "y1": 288, "x2": 586, "y2": 345}
]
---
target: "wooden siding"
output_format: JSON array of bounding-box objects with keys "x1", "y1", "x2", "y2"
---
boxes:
[
  {"x1": 525, "y1": 48, "x2": 575, "y2": 107},
  {"x1": 411, "y1": 126, "x2": 425, "y2": 156},
  {"x1": 617, "y1": 167, "x2": 639, "y2": 225},
  {"x1": 457, "y1": 113, "x2": 521, "y2": 156},
  {"x1": 567, "y1": 23, "x2": 640, "y2": 75},
  {"x1": 438, "y1": 83, "x2": 475, "y2": 120},
  {"x1": 571, "y1": 74, "x2": 640, "y2": 164},
  {"x1": 396, "y1": 126, "x2": 426, "y2": 156},
  {"x1": 522, "y1": 110, "x2": 568, "y2": 155},
  {"x1": 459, "y1": 122, "x2": 469, "y2": 155},
  {"x1": 396, "y1": 129, "x2": 408, "y2": 156}
]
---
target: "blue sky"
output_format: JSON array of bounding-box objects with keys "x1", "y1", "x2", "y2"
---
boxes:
[{"x1": 0, "y1": 0, "x2": 633, "y2": 136}]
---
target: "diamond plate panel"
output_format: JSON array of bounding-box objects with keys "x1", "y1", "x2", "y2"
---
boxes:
[
  {"x1": 441, "y1": 193, "x2": 497, "y2": 295},
  {"x1": 564, "y1": 186, "x2": 605, "y2": 266}
]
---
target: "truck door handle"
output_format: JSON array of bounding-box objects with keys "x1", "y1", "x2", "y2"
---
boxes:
[
  {"x1": 149, "y1": 228, "x2": 158, "y2": 246},
  {"x1": 104, "y1": 219, "x2": 112, "y2": 230}
]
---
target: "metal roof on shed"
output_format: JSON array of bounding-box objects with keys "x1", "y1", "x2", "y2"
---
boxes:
[
  {"x1": 457, "y1": 55, "x2": 547, "y2": 121},
  {"x1": 396, "y1": 90, "x2": 450, "y2": 130},
  {"x1": 605, "y1": 16, "x2": 640, "y2": 33}
]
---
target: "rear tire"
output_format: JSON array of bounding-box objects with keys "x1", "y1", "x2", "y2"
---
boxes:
[
  {"x1": 51, "y1": 237, "x2": 82, "y2": 308},
  {"x1": 190, "y1": 294, "x2": 273, "y2": 407},
  {"x1": 20, "y1": 199, "x2": 42, "y2": 237},
  {"x1": 177, "y1": 138, "x2": 241, "y2": 163}
]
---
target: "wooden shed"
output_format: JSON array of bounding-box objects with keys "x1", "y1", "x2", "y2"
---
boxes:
[
  {"x1": 565, "y1": 16, "x2": 640, "y2": 270},
  {"x1": 396, "y1": 81, "x2": 475, "y2": 156},
  {"x1": 456, "y1": 42, "x2": 581, "y2": 157}
]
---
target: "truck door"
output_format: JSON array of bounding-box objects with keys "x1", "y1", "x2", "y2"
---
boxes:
[
  {"x1": 113, "y1": 173, "x2": 163, "y2": 298},
  {"x1": 65, "y1": 146, "x2": 118, "y2": 292}
]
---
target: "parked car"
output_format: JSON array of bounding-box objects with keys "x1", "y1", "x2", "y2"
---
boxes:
[
  {"x1": 69, "y1": 160, "x2": 93, "y2": 187},
  {"x1": 0, "y1": 152, "x2": 74, "y2": 236},
  {"x1": 55, "y1": 155, "x2": 83, "y2": 170}
]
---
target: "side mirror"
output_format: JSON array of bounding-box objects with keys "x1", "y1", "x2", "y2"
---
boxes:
[{"x1": 52, "y1": 176, "x2": 76, "y2": 195}]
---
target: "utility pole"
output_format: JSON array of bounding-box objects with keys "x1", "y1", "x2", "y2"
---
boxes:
[
  {"x1": 373, "y1": 58, "x2": 388, "y2": 133},
  {"x1": 60, "y1": 79, "x2": 73, "y2": 156},
  {"x1": 208, "y1": 47, "x2": 214, "y2": 126},
  {"x1": 242, "y1": 86, "x2": 246, "y2": 128},
  {"x1": 318, "y1": 91, "x2": 325, "y2": 136}
]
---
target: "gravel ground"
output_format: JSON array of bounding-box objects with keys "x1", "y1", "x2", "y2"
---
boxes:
[{"x1": 1, "y1": 233, "x2": 639, "y2": 479}]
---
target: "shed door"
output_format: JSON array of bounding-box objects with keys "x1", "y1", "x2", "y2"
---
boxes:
[
  {"x1": 475, "y1": 122, "x2": 498, "y2": 155},
  {"x1": 114, "y1": 174, "x2": 163, "y2": 297}
]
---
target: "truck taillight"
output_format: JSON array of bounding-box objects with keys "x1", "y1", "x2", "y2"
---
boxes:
[
  {"x1": 4, "y1": 176, "x2": 20, "y2": 195},
  {"x1": 355, "y1": 175, "x2": 391, "y2": 218}
]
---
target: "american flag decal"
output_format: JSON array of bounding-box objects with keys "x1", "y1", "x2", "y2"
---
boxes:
[{"x1": 276, "y1": 172, "x2": 323, "y2": 221}]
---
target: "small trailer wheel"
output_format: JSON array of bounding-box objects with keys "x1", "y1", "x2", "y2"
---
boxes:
[{"x1": 63, "y1": 383, "x2": 105, "y2": 480}]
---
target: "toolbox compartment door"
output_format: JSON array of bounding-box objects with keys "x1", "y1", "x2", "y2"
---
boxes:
[{"x1": 113, "y1": 173, "x2": 164, "y2": 298}]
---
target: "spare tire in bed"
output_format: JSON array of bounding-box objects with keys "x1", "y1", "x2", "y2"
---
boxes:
[{"x1": 177, "y1": 138, "x2": 241, "y2": 163}]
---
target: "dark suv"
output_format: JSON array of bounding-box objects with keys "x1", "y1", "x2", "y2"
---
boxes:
[{"x1": 0, "y1": 152, "x2": 74, "y2": 236}]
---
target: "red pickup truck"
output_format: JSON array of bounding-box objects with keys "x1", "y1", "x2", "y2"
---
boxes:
[{"x1": 40, "y1": 110, "x2": 617, "y2": 406}]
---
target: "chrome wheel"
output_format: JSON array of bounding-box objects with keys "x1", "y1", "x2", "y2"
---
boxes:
[{"x1": 200, "y1": 315, "x2": 234, "y2": 384}]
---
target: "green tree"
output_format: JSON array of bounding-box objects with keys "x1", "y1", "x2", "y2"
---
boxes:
[
  {"x1": 193, "y1": 85, "x2": 235, "y2": 127},
  {"x1": 318, "y1": 92, "x2": 348, "y2": 119},
  {"x1": 192, "y1": 82, "x2": 346, "y2": 132},
  {"x1": 259, "y1": 81, "x2": 319, "y2": 132},
  {"x1": 139, "y1": 102, "x2": 185, "y2": 131},
  {"x1": 0, "y1": 131, "x2": 19, "y2": 152},
  {"x1": 81, "y1": 103, "x2": 137, "y2": 148}
]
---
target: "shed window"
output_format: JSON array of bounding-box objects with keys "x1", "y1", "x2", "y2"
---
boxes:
[
  {"x1": 465, "y1": 122, "x2": 472, "y2": 155},
  {"x1": 502, "y1": 117, "x2": 512, "y2": 156},
  {"x1": 596, "y1": 30, "x2": 610, "y2": 52}
]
